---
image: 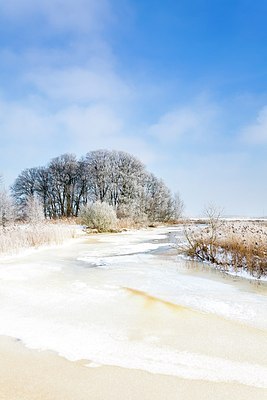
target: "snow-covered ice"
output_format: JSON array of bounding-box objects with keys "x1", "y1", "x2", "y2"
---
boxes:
[{"x1": 0, "y1": 226, "x2": 267, "y2": 388}]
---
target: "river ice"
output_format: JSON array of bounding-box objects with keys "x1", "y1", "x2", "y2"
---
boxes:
[{"x1": 0, "y1": 226, "x2": 267, "y2": 389}]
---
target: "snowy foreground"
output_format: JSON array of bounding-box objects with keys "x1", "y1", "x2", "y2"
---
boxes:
[{"x1": 0, "y1": 226, "x2": 267, "y2": 392}]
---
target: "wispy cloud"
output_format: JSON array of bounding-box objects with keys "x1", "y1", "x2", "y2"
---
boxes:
[
  {"x1": 0, "y1": 0, "x2": 143, "y2": 181},
  {"x1": 0, "y1": 97, "x2": 156, "y2": 175},
  {"x1": 26, "y1": 65, "x2": 133, "y2": 103},
  {"x1": 0, "y1": 100, "x2": 122, "y2": 149},
  {"x1": 56, "y1": 104, "x2": 123, "y2": 139},
  {"x1": 0, "y1": 0, "x2": 266, "y2": 217},
  {"x1": 241, "y1": 105, "x2": 267, "y2": 144},
  {"x1": 148, "y1": 98, "x2": 220, "y2": 142},
  {"x1": 0, "y1": 0, "x2": 112, "y2": 33}
]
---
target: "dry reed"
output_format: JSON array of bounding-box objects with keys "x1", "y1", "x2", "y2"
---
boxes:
[
  {"x1": 0, "y1": 222, "x2": 77, "y2": 256},
  {"x1": 182, "y1": 221, "x2": 267, "y2": 278}
]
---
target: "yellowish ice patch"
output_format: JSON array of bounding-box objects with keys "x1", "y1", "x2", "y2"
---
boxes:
[{"x1": 123, "y1": 287, "x2": 190, "y2": 312}]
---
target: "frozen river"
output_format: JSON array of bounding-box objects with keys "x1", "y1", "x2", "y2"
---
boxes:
[{"x1": 0, "y1": 226, "x2": 267, "y2": 390}]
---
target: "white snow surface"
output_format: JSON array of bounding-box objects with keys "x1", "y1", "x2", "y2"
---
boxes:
[{"x1": 0, "y1": 226, "x2": 267, "y2": 388}]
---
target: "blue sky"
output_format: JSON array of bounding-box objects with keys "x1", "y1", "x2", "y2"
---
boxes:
[{"x1": 0, "y1": 0, "x2": 267, "y2": 216}]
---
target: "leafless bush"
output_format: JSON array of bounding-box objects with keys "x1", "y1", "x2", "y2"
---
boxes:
[
  {"x1": 182, "y1": 216, "x2": 267, "y2": 278},
  {"x1": 0, "y1": 190, "x2": 16, "y2": 229},
  {"x1": 79, "y1": 201, "x2": 117, "y2": 232},
  {"x1": 25, "y1": 196, "x2": 45, "y2": 224},
  {"x1": 172, "y1": 192, "x2": 185, "y2": 220}
]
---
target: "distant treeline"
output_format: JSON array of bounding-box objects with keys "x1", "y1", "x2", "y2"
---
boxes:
[{"x1": 12, "y1": 150, "x2": 183, "y2": 221}]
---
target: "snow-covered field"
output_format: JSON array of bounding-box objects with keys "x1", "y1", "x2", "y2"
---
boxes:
[{"x1": 0, "y1": 225, "x2": 267, "y2": 393}]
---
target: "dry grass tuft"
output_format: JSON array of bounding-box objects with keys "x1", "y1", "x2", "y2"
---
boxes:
[{"x1": 116, "y1": 218, "x2": 149, "y2": 230}]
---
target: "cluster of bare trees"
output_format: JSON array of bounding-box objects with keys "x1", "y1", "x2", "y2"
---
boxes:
[{"x1": 11, "y1": 150, "x2": 184, "y2": 222}]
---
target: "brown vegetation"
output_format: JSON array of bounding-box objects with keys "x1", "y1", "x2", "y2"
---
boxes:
[{"x1": 182, "y1": 218, "x2": 267, "y2": 279}]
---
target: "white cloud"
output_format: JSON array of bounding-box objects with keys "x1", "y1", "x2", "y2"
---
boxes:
[
  {"x1": 241, "y1": 106, "x2": 267, "y2": 144},
  {"x1": 0, "y1": 98, "x2": 156, "y2": 184},
  {"x1": 1, "y1": 96, "x2": 266, "y2": 217},
  {"x1": 148, "y1": 100, "x2": 219, "y2": 142},
  {"x1": 0, "y1": 100, "x2": 56, "y2": 141},
  {"x1": 26, "y1": 65, "x2": 132, "y2": 103},
  {"x1": 56, "y1": 104, "x2": 123, "y2": 139},
  {"x1": 0, "y1": 0, "x2": 133, "y2": 106},
  {"x1": 0, "y1": 0, "x2": 146, "y2": 179},
  {"x1": 0, "y1": 0, "x2": 112, "y2": 33},
  {"x1": 0, "y1": 100, "x2": 124, "y2": 146}
]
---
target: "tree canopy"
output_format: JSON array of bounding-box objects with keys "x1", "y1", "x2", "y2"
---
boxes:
[{"x1": 12, "y1": 150, "x2": 183, "y2": 222}]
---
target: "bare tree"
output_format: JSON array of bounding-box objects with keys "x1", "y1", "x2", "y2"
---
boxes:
[
  {"x1": 143, "y1": 173, "x2": 174, "y2": 222},
  {"x1": 73, "y1": 158, "x2": 91, "y2": 216},
  {"x1": 11, "y1": 150, "x2": 183, "y2": 224},
  {"x1": 110, "y1": 150, "x2": 146, "y2": 215},
  {"x1": 85, "y1": 150, "x2": 147, "y2": 219},
  {"x1": 172, "y1": 192, "x2": 185, "y2": 219},
  {"x1": 11, "y1": 167, "x2": 39, "y2": 206},
  {"x1": 25, "y1": 195, "x2": 45, "y2": 225},
  {"x1": 34, "y1": 167, "x2": 51, "y2": 218},
  {"x1": 183, "y1": 204, "x2": 223, "y2": 263},
  {"x1": 48, "y1": 153, "x2": 78, "y2": 218},
  {"x1": 0, "y1": 189, "x2": 15, "y2": 229}
]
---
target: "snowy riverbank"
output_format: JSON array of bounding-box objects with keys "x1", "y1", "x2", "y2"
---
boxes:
[
  {"x1": 179, "y1": 220, "x2": 267, "y2": 281},
  {"x1": 0, "y1": 226, "x2": 267, "y2": 400}
]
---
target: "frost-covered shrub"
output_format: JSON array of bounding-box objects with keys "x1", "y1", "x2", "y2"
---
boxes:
[
  {"x1": 116, "y1": 203, "x2": 148, "y2": 225},
  {"x1": 0, "y1": 190, "x2": 15, "y2": 228},
  {"x1": 80, "y1": 201, "x2": 117, "y2": 232},
  {"x1": 25, "y1": 196, "x2": 45, "y2": 225}
]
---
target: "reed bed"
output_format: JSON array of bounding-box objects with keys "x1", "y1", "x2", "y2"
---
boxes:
[
  {"x1": 0, "y1": 222, "x2": 77, "y2": 256},
  {"x1": 182, "y1": 220, "x2": 267, "y2": 279}
]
